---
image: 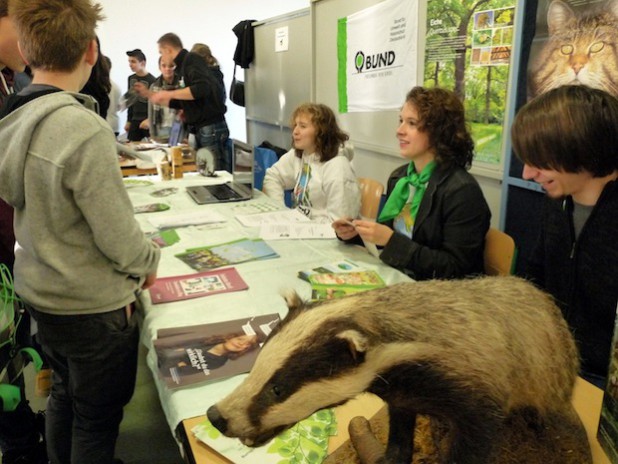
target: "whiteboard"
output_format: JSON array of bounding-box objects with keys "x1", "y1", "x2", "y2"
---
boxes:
[
  {"x1": 311, "y1": 0, "x2": 426, "y2": 157},
  {"x1": 246, "y1": 9, "x2": 311, "y2": 128}
]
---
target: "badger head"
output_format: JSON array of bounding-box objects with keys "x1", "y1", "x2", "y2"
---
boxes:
[{"x1": 206, "y1": 292, "x2": 378, "y2": 447}]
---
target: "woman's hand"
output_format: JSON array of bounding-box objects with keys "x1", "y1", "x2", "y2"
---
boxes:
[
  {"x1": 353, "y1": 220, "x2": 394, "y2": 247},
  {"x1": 332, "y1": 218, "x2": 358, "y2": 240}
]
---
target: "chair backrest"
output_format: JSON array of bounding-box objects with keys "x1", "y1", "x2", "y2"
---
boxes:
[
  {"x1": 253, "y1": 147, "x2": 278, "y2": 191},
  {"x1": 358, "y1": 177, "x2": 385, "y2": 221},
  {"x1": 484, "y1": 228, "x2": 517, "y2": 276}
]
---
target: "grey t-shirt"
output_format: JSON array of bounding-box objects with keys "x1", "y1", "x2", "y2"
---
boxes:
[{"x1": 573, "y1": 201, "x2": 593, "y2": 239}]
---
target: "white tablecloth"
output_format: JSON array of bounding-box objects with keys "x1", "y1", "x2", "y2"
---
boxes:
[{"x1": 125, "y1": 173, "x2": 412, "y2": 434}]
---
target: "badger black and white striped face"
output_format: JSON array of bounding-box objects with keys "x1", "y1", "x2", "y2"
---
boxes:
[{"x1": 207, "y1": 296, "x2": 380, "y2": 447}]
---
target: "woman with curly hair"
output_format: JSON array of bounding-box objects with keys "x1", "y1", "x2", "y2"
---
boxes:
[
  {"x1": 263, "y1": 102, "x2": 361, "y2": 222},
  {"x1": 333, "y1": 86, "x2": 491, "y2": 280}
]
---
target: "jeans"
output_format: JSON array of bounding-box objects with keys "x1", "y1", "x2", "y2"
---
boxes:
[
  {"x1": 196, "y1": 120, "x2": 230, "y2": 173},
  {"x1": 28, "y1": 305, "x2": 139, "y2": 464}
]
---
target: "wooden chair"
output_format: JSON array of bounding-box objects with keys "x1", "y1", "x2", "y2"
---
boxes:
[
  {"x1": 484, "y1": 228, "x2": 517, "y2": 276},
  {"x1": 357, "y1": 177, "x2": 384, "y2": 221}
]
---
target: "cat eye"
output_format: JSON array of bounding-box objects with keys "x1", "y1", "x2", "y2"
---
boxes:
[
  {"x1": 560, "y1": 44, "x2": 574, "y2": 55},
  {"x1": 589, "y1": 42, "x2": 604, "y2": 53}
]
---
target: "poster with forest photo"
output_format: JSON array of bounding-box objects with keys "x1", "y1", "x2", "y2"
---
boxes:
[
  {"x1": 424, "y1": 0, "x2": 516, "y2": 165},
  {"x1": 526, "y1": 0, "x2": 618, "y2": 100}
]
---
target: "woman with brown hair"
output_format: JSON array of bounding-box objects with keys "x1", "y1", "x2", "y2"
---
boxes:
[{"x1": 263, "y1": 102, "x2": 361, "y2": 222}]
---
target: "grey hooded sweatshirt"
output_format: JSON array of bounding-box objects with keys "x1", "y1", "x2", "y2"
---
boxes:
[{"x1": 0, "y1": 91, "x2": 160, "y2": 315}]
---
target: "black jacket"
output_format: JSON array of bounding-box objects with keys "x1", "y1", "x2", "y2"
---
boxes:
[
  {"x1": 381, "y1": 164, "x2": 491, "y2": 280},
  {"x1": 170, "y1": 49, "x2": 226, "y2": 128},
  {"x1": 348, "y1": 164, "x2": 490, "y2": 280},
  {"x1": 526, "y1": 180, "x2": 618, "y2": 380}
]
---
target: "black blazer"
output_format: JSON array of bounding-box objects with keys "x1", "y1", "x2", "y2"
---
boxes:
[{"x1": 377, "y1": 163, "x2": 491, "y2": 280}]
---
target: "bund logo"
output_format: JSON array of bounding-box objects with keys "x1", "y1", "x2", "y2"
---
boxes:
[
  {"x1": 353, "y1": 50, "x2": 396, "y2": 73},
  {"x1": 354, "y1": 51, "x2": 365, "y2": 73}
]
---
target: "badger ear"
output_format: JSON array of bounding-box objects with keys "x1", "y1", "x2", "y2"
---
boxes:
[{"x1": 336, "y1": 330, "x2": 368, "y2": 362}]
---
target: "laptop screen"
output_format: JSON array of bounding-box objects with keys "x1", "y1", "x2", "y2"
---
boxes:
[{"x1": 232, "y1": 139, "x2": 254, "y2": 191}]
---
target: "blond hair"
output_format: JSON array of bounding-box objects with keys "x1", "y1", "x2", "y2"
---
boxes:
[
  {"x1": 8, "y1": 0, "x2": 104, "y2": 72},
  {"x1": 191, "y1": 43, "x2": 218, "y2": 66}
]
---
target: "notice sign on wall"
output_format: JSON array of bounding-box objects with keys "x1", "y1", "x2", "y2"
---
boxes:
[
  {"x1": 275, "y1": 26, "x2": 289, "y2": 52},
  {"x1": 337, "y1": 0, "x2": 418, "y2": 113}
]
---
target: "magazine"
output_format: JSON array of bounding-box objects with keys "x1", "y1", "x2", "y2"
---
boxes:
[
  {"x1": 175, "y1": 238, "x2": 279, "y2": 271},
  {"x1": 154, "y1": 314, "x2": 281, "y2": 388},
  {"x1": 148, "y1": 267, "x2": 248, "y2": 304},
  {"x1": 306, "y1": 270, "x2": 386, "y2": 301}
]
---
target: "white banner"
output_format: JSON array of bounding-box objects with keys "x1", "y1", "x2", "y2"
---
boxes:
[{"x1": 338, "y1": 0, "x2": 419, "y2": 113}]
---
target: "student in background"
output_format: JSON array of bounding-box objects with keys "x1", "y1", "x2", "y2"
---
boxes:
[
  {"x1": 143, "y1": 33, "x2": 230, "y2": 171},
  {"x1": 124, "y1": 48, "x2": 155, "y2": 141},
  {"x1": 0, "y1": 1, "x2": 160, "y2": 463},
  {"x1": 144, "y1": 56, "x2": 179, "y2": 142},
  {"x1": 191, "y1": 42, "x2": 219, "y2": 66},
  {"x1": 511, "y1": 85, "x2": 618, "y2": 388},
  {"x1": 263, "y1": 102, "x2": 361, "y2": 222},
  {"x1": 80, "y1": 36, "x2": 110, "y2": 118},
  {"x1": 333, "y1": 87, "x2": 490, "y2": 280},
  {"x1": 103, "y1": 56, "x2": 121, "y2": 136}
]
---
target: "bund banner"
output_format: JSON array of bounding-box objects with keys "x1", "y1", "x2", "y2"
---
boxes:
[{"x1": 337, "y1": 0, "x2": 418, "y2": 113}]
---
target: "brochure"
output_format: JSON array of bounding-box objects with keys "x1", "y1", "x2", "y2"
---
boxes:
[
  {"x1": 145, "y1": 229, "x2": 180, "y2": 248},
  {"x1": 306, "y1": 270, "x2": 386, "y2": 301},
  {"x1": 148, "y1": 267, "x2": 248, "y2": 304},
  {"x1": 133, "y1": 203, "x2": 170, "y2": 214},
  {"x1": 154, "y1": 313, "x2": 281, "y2": 389},
  {"x1": 297, "y1": 259, "x2": 364, "y2": 282},
  {"x1": 175, "y1": 238, "x2": 279, "y2": 271},
  {"x1": 192, "y1": 408, "x2": 336, "y2": 464}
]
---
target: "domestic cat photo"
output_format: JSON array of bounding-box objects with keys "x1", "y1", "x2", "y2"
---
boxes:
[{"x1": 528, "y1": 0, "x2": 618, "y2": 98}]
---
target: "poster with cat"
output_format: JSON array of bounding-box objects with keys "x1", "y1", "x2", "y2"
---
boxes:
[{"x1": 527, "y1": 0, "x2": 618, "y2": 100}]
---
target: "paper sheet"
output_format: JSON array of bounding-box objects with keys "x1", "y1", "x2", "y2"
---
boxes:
[
  {"x1": 148, "y1": 210, "x2": 227, "y2": 229},
  {"x1": 259, "y1": 222, "x2": 336, "y2": 240},
  {"x1": 235, "y1": 209, "x2": 310, "y2": 228}
]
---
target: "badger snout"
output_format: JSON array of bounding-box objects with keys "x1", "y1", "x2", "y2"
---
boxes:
[{"x1": 207, "y1": 405, "x2": 228, "y2": 435}]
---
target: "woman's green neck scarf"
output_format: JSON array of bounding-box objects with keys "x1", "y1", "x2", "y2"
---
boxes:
[{"x1": 378, "y1": 160, "x2": 437, "y2": 223}]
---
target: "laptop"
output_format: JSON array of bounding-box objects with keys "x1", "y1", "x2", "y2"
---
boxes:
[{"x1": 186, "y1": 139, "x2": 255, "y2": 204}]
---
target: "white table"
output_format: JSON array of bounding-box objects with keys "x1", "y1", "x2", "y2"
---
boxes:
[{"x1": 125, "y1": 173, "x2": 412, "y2": 438}]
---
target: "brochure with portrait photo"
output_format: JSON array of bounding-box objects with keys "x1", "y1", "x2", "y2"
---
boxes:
[{"x1": 154, "y1": 314, "x2": 281, "y2": 389}]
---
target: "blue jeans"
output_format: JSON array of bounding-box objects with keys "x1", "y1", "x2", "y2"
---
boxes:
[
  {"x1": 28, "y1": 305, "x2": 139, "y2": 464},
  {"x1": 196, "y1": 120, "x2": 230, "y2": 173}
]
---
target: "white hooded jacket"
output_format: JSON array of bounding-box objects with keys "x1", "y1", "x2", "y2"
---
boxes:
[{"x1": 262, "y1": 144, "x2": 360, "y2": 222}]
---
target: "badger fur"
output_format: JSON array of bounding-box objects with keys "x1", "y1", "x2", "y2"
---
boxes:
[{"x1": 207, "y1": 276, "x2": 580, "y2": 464}]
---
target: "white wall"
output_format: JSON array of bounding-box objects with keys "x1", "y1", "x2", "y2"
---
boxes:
[{"x1": 96, "y1": 0, "x2": 308, "y2": 140}]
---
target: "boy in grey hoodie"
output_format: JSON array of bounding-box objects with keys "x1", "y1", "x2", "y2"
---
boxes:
[{"x1": 0, "y1": 1, "x2": 160, "y2": 463}]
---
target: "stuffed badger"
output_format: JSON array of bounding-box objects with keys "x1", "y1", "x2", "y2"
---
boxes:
[{"x1": 207, "y1": 276, "x2": 582, "y2": 464}]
